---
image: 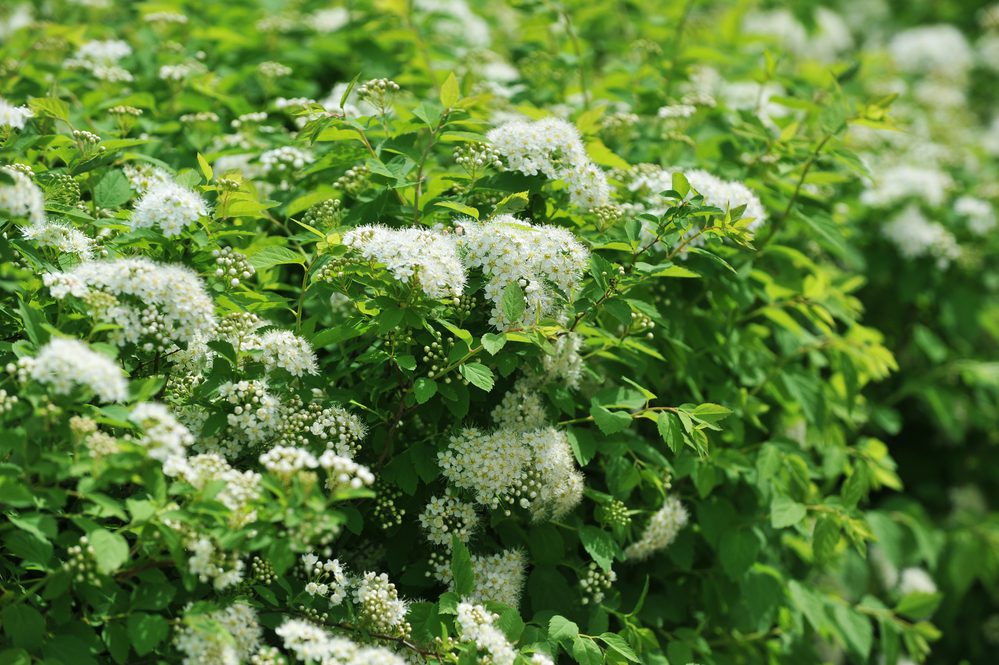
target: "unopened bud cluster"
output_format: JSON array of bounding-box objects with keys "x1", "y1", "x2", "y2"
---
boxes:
[
  {"x1": 335, "y1": 164, "x2": 370, "y2": 196},
  {"x1": 64, "y1": 536, "x2": 100, "y2": 585},
  {"x1": 212, "y1": 247, "x2": 255, "y2": 287}
]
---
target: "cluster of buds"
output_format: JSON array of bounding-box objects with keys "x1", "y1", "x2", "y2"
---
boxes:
[
  {"x1": 357, "y1": 78, "x2": 400, "y2": 115},
  {"x1": 258, "y1": 61, "x2": 292, "y2": 78},
  {"x1": 0, "y1": 388, "x2": 19, "y2": 414},
  {"x1": 64, "y1": 536, "x2": 100, "y2": 585},
  {"x1": 596, "y1": 498, "x2": 632, "y2": 530},
  {"x1": 250, "y1": 556, "x2": 277, "y2": 585},
  {"x1": 179, "y1": 111, "x2": 219, "y2": 125},
  {"x1": 453, "y1": 142, "x2": 502, "y2": 180},
  {"x1": 334, "y1": 164, "x2": 370, "y2": 196},
  {"x1": 212, "y1": 247, "x2": 256, "y2": 288},
  {"x1": 579, "y1": 562, "x2": 617, "y2": 605},
  {"x1": 72, "y1": 130, "x2": 105, "y2": 157},
  {"x1": 592, "y1": 203, "x2": 624, "y2": 229},
  {"x1": 302, "y1": 198, "x2": 343, "y2": 228},
  {"x1": 108, "y1": 105, "x2": 143, "y2": 135},
  {"x1": 373, "y1": 482, "x2": 406, "y2": 529},
  {"x1": 421, "y1": 329, "x2": 455, "y2": 380}
]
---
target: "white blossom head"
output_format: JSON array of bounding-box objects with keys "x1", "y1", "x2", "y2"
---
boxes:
[
  {"x1": 131, "y1": 178, "x2": 207, "y2": 237},
  {"x1": 26, "y1": 338, "x2": 127, "y2": 402}
]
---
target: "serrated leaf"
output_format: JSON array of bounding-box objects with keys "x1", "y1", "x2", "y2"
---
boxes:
[
  {"x1": 413, "y1": 378, "x2": 437, "y2": 404},
  {"x1": 126, "y1": 613, "x2": 169, "y2": 656},
  {"x1": 451, "y1": 537, "x2": 474, "y2": 596},
  {"x1": 89, "y1": 528, "x2": 129, "y2": 574},
  {"x1": 459, "y1": 362, "x2": 494, "y2": 392},
  {"x1": 599, "y1": 633, "x2": 640, "y2": 662},
  {"x1": 548, "y1": 615, "x2": 579, "y2": 643},
  {"x1": 579, "y1": 525, "x2": 619, "y2": 571},
  {"x1": 501, "y1": 282, "x2": 526, "y2": 322},
  {"x1": 656, "y1": 412, "x2": 683, "y2": 454},
  {"x1": 770, "y1": 496, "x2": 807, "y2": 529},
  {"x1": 94, "y1": 169, "x2": 132, "y2": 208},
  {"x1": 480, "y1": 332, "x2": 506, "y2": 355},
  {"x1": 440, "y1": 72, "x2": 460, "y2": 108},
  {"x1": 813, "y1": 516, "x2": 840, "y2": 563},
  {"x1": 590, "y1": 405, "x2": 632, "y2": 435},
  {"x1": 435, "y1": 200, "x2": 478, "y2": 219}
]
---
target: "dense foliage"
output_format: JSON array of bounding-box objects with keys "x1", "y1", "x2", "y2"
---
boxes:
[{"x1": 0, "y1": 1, "x2": 996, "y2": 664}]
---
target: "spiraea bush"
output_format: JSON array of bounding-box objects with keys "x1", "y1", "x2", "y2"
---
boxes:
[{"x1": 0, "y1": 0, "x2": 996, "y2": 664}]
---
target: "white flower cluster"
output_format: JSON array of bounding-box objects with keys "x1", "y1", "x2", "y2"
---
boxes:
[
  {"x1": 302, "y1": 553, "x2": 349, "y2": 604},
  {"x1": 43, "y1": 258, "x2": 217, "y2": 352},
  {"x1": 898, "y1": 567, "x2": 938, "y2": 595},
  {"x1": 275, "y1": 619, "x2": 406, "y2": 665},
  {"x1": 487, "y1": 117, "x2": 609, "y2": 209},
  {"x1": 955, "y1": 196, "x2": 996, "y2": 235},
  {"x1": 418, "y1": 494, "x2": 480, "y2": 546},
  {"x1": 343, "y1": 224, "x2": 466, "y2": 299},
  {"x1": 123, "y1": 163, "x2": 172, "y2": 194},
  {"x1": 541, "y1": 332, "x2": 584, "y2": 388},
  {"x1": 24, "y1": 338, "x2": 127, "y2": 402},
  {"x1": 439, "y1": 425, "x2": 584, "y2": 521},
  {"x1": 624, "y1": 495, "x2": 690, "y2": 561},
  {"x1": 277, "y1": 397, "x2": 367, "y2": 456},
  {"x1": 0, "y1": 165, "x2": 45, "y2": 225},
  {"x1": 470, "y1": 549, "x2": 526, "y2": 607},
  {"x1": 684, "y1": 169, "x2": 768, "y2": 232},
  {"x1": 175, "y1": 603, "x2": 262, "y2": 665},
  {"x1": 65, "y1": 39, "x2": 133, "y2": 82},
  {"x1": 187, "y1": 536, "x2": 245, "y2": 590},
  {"x1": 260, "y1": 146, "x2": 314, "y2": 175},
  {"x1": 861, "y1": 164, "x2": 952, "y2": 208},
  {"x1": 456, "y1": 215, "x2": 589, "y2": 329},
  {"x1": 889, "y1": 25, "x2": 973, "y2": 75},
  {"x1": 456, "y1": 602, "x2": 517, "y2": 665},
  {"x1": 742, "y1": 7, "x2": 852, "y2": 62},
  {"x1": 257, "y1": 329, "x2": 318, "y2": 376},
  {"x1": 131, "y1": 178, "x2": 207, "y2": 237},
  {"x1": 882, "y1": 204, "x2": 961, "y2": 268},
  {"x1": 165, "y1": 452, "x2": 262, "y2": 527},
  {"x1": 216, "y1": 379, "x2": 281, "y2": 450},
  {"x1": 0, "y1": 96, "x2": 33, "y2": 130},
  {"x1": 130, "y1": 401, "x2": 194, "y2": 462},
  {"x1": 491, "y1": 380, "x2": 548, "y2": 432},
  {"x1": 21, "y1": 221, "x2": 94, "y2": 259},
  {"x1": 352, "y1": 571, "x2": 410, "y2": 635},
  {"x1": 258, "y1": 444, "x2": 374, "y2": 491}
]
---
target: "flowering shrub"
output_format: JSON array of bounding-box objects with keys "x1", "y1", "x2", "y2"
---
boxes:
[{"x1": 0, "y1": 1, "x2": 996, "y2": 664}]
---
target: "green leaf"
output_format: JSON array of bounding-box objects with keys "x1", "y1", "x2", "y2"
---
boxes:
[
  {"x1": 549, "y1": 615, "x2": 579, "y2": 643},
  {"x1": 435, "y1": 200, "x2": 478, "y2": 219},
  {"x1": 501, "y1": 282, "x2": 526, "y2": 322},
  {"x1": 89, "y1": 528, "x2": 129, "y2": 574},
  {"x1": 94, "y1": 169, "x2": 132, "y2": 208},
  {"x1": 29, "y1": 96, "x2": 70, "y2": 122},
  {"x1": 196, "y1": 153, "x2": 213, "y2": 181},
  {"x1": 491, "y1": 191, "x2": 529, "y2": 216},
  {"x1": 246, "y1": 245, "x2": 305, "y2": 270},
  {"x1": 599, "y1": 633, "x2": 640, "y2": 662},
  {"x1": 459, "y1": 362, "x2": 494, "y2": 391},
  {"x1": 831, "y1": 604, "x2": 873, "y2": 660},
  {"x1": 1, "y1": 605, "x2": 44, "y2": 651},
  {"x1": 571, "y1": 636, "x2": 603, "y2": 665},
  {"x1": 126, "y1": 613, "x2": 169, "y2": 656},
  {"x1": 691, "y1": 402, "x2": 732, "y2": 426},
  {"x1": 340, "y1": 73, "x2": 361, "y2": 109},
  {"x1": 451, "y1": 537, "x2": 475, "y2": 596},
  {"x1": 440, "y1": 72, "x2": 460, "y2": 108},
  {"x1": 656, "y1": 412, "x2": 683, "y2": 454},
  {"x1": 671, "y1": 171, "x2": 690, "y2": 197},
  {"x1": 579, "y1": 525, "x2": 619, "y2": 571},
  {"x1": 590, "y1": 405, "x2": 632, "y2": 435},
  {"x1": 413, "y1": 378, "x2": 437, "y2": 404},
  {"x1": 895, "y1": 591, "x2": 943, "y2": 619},
  {"x1": 720, "y1": 529, "x2": 759, "y2": 579},
  {"x1": 813, "y1": 516, "x2": 840, "y2": 563},
  {"x1": 480, "y1": 333, "x2": 507, "y2": 355},
  {"x1": 770, "y1": 496, "x2": 807, "y2": 529}
]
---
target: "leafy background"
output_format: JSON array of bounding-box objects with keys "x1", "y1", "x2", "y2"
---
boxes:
[{"x1": 0, "y1": 0, "x2": 997, "y2": 664}]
